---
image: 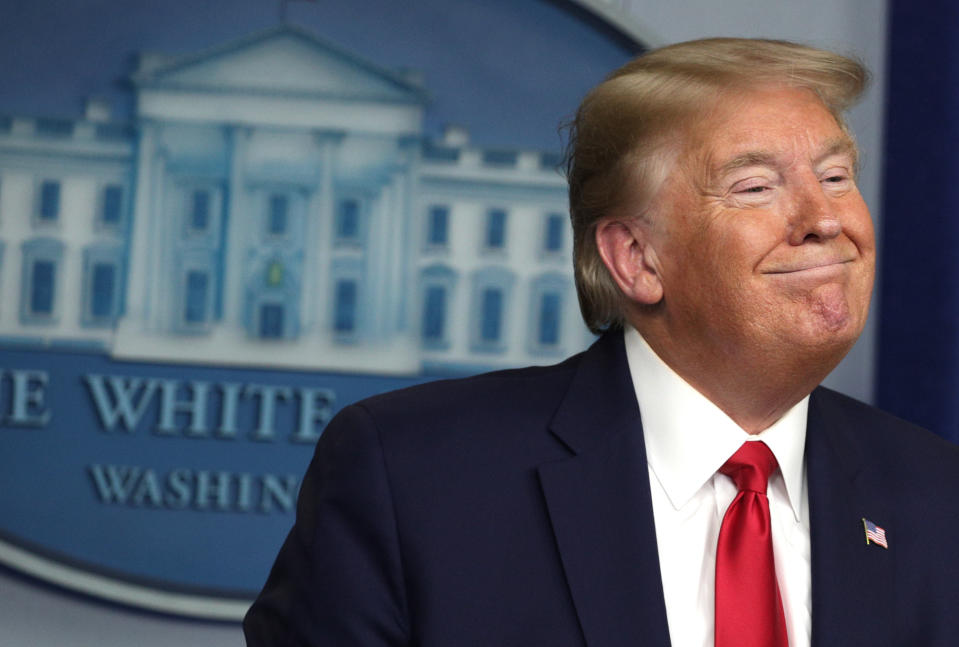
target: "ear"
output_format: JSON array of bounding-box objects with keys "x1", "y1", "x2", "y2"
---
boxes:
[{"x1": 595, "y1": 218, "x2": 664, "y2": 305}]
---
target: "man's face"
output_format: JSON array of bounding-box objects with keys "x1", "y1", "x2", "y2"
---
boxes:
[{"x1": 644, "y1": 85, "x2": 875, "y2": 370}]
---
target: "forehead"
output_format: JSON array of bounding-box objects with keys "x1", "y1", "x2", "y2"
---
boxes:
[{"x1": 683, "y1": 85, "x2": 855, "y2": 172}]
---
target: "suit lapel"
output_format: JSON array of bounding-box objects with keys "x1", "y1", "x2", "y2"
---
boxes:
[
  {"x1": 537, "y1": 332, "x2": 671, "y2": 647},
  {"x1": 806, "y1": 389, "x2": 894, "y2": 646},
  {"x1": 537, "y1": 336, "x2": 899, "y2": 647}
]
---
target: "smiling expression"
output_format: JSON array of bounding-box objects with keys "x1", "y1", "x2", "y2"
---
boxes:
[{"x1": 644, "y1": 85, "x2": 876, "y2": 371}]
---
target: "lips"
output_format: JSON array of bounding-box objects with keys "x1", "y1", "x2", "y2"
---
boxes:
[{"x1": 763, "y1": 258, "x2": 854, "y2": 274}]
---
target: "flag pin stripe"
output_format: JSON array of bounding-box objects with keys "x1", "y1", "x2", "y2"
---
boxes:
[{"x1": 862, "y1": 518, "x2": 888, "y2": 549}]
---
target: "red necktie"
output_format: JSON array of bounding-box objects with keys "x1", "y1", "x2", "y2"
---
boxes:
[{"x1": 715, "y1": 441, "x2": 788, "y2": 647}]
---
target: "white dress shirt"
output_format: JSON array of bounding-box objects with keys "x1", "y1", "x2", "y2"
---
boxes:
[{"x1": 623, "y1": 326, "x2": 811, "y2": 647}]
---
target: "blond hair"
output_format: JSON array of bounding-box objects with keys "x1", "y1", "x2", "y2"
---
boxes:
[{"x1": 565, "y1": 37, "x2": 868, "y2": 333}]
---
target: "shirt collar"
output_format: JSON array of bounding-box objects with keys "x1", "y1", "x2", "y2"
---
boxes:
[{"x1": 623, "y1": 326, "x2": 807, "y2": 521}]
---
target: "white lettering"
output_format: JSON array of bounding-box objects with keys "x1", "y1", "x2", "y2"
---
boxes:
[
  {"x1": 7, "y1": 370, "x2": 51, "y2": 426},
  {"x1": 87, "y1": 464, "x2": 298, "y2": 513},
  {"x1": 195, "y1": 470, "x2": 232, "y2": 510},
  {"x1": 81, "y1": 373, "x2": 337, "y2": 442},
  {"x1": 216, "y1": 382, "x2": 243, "y2": 438},
  {"x1": 84, "y1": 375, "x2": 159, "y2": 431},
  {"x1": 88, "y1": 464, "x2": 142, "y2": 503},
  {"x1": 132, "y1": 469, "x2": 164, "y2": 506},
  {"x1": 166, "y1": 468, "x2": 192, "y2": 508},
  {"x1": 293, "y1": 387, "x2": 335, "y2": 444},
  {"x1": 260, "y1": 474, "x2": 298, "y2": 512},
  {"x1": 156, "y1": 379, "x2": 211, "y2": 436},
  {"x1": 244, "y1": 384, "x2": 292, "y2": 441}
]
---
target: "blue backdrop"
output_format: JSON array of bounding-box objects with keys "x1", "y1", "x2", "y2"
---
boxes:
[
  {"x1": 0, "y1": 0, "x2": 640, "y2": 620},
  {"x1": 877, "y1": 0, "x2": 959, "y2": 443}
]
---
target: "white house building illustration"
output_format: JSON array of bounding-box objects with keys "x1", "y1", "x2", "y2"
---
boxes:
[{"x1": 0, "y1": 25, "x2": 589, "y2": 375}]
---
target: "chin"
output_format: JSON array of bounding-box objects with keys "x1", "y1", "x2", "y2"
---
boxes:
[
  {"x1": 788, "y1": 315, "x2": 864, "y2": 372},
  {"x1": 794, "y1": 283, "x2": 870, "y2": 346},
  {"x1": 766, "y1": 300, "x2": 865, "y2": 371}
]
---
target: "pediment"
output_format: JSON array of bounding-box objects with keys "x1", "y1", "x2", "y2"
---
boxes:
[{"x1": 135, "y1": 26, "x2": 426, "y2": 104}]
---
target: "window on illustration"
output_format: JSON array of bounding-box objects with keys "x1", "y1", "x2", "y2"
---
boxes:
[
  {"x1": 538, "y1": 292, "x2": 561, "y2": 346},
  {"x1": 335, "y1": 280, "x2": 357, "y2": 333},
  {"x1": 31, "y1": 260, "x2": 55, "y2": 315},
  {"x1": 545, "y1": 214, "x2": 564, "y2": 252},
  {"x1": 190, "y1": 190, "x2": 211, "y2": 232},
  {"x1": 337, "y1": 199, "x2": 360, "y2": 241},
  {"x1": 480, "y1": 287, "x2": 503, "y2": 342},
  {"x1": 185, "y1": 271, "x2": 209, "y2": 324},
  {"x1": 485, "y1": 209, "x2": 507, "y2": 249},
  {"x1": 259, "y1": 303, "x2": 284, "y2": 339},
  {"x1": 422, "y1": 285, "x2": 446, "y2": 341},
  {"x1": 102, "y1": 185, "x2": 123, "y2": 227},
  {"x1": 39, "y1": 181, "x2": 60, "y2": 222},
  {"x1": 427, "y1": 206, "x2": 449, "y2": 246},
  {"x1": 91, "y1": 263, "x2": 116, "y2": 319},
  {"x1": 268, "y1": 194, "x2": 288, "y2": 235}
]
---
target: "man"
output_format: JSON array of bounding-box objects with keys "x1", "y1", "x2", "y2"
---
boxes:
[{"x1": 245, "y1": 38, "x2": 959, "y2": 646}]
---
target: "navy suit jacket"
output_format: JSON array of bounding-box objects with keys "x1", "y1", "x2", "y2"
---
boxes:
[{"x1": 245, "y1": 331, "x2": 959, "y2": 646}]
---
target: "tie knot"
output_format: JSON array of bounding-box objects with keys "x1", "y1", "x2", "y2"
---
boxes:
[{"x1": 719, "y1": 441, "x2": 778, "y2": 493}]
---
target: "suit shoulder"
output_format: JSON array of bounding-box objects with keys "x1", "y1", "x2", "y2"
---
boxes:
[
  {"x1": 813, "y1": 386, "x2": 959, "y2": 479},
  {"x1": 344, "y1": 353, "x2": 584, "y2": 433}
]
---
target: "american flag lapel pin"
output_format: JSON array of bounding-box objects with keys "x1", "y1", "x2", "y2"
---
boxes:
[{"x1": 862, "y1": 518, "x2": 888, "y2": 549}]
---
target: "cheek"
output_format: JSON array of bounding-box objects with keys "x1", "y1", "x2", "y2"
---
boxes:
[
  {"x1": 855, "y1": 218, "x2": 877, "y2": 258},
  {"x1": 706, "y1": 227, "x2": 775, "y2": 279},
  {"x1": 842, "y1": 196, "x2": 876, "y2": 248},
  {"x1": 851, "y1": 258, "x2": 876, "y2": 316},
  {"x1": 844, "y1": 206, "x2": 877, "y2": 296}
]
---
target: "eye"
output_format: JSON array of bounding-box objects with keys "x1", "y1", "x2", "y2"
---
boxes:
[
  {"x1": 821, "y1": 174, "x2": 853, "y2": 196},
  {"x1": 820, "y1": 166, "x2": 853, "y2": 188},
  {"x1": 730, "y1": 178, "x2": 773, "y2": 194},
  {"x1": 725, "y1": 170, "x2": 779, "y2": 204}
]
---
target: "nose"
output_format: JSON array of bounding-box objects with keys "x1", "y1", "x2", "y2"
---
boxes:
[{"x1": 787, "y1": 175, "x2": 841, "y2": 245}]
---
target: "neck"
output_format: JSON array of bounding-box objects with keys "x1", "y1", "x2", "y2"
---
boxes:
[{"x1": 632, "y1": 323, "x2": 840, "y2": 434}]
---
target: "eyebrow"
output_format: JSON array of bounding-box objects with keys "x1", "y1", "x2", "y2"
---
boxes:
[
  {"x1": 714, "y1": 136, "x2": 859, "y2": 177},
  {"x1": 814, "y1": 136, "x2": 859, "y2": 168},
  {"x1": 717, "y1": 151, "x2": 777, "y2": 175}
]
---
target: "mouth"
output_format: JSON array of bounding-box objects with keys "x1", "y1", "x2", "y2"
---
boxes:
[{"x1": 763, "y1": 259, "x2": 854, "y2": 275}]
